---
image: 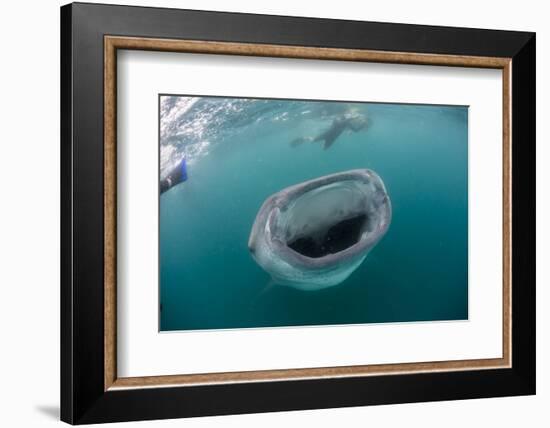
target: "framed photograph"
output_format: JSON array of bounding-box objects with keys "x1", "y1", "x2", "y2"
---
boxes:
[{"x1": 60, "y1": 2, "x2": 535, "y2": 424}]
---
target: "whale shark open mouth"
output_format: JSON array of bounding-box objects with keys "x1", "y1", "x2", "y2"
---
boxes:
[
  {"x1": 278, "y1": 179, "x2": 374, "y2": 259},
  {"x1": 287, "y1": 213, "x2": 368, "y2": 258},
  {"x1": 248, "y1": 169, "x2": 391, "y2": 290}
]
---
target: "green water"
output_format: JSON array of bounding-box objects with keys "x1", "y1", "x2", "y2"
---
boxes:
[{"x1": 160, "y1": 97, "x2": 468, "y2": 331}]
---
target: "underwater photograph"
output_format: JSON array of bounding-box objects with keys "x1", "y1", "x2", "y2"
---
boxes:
[{"x1": 159, "y1": 95, "x2": 468, "y2": 331}]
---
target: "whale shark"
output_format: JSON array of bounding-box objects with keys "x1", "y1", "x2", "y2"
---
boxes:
[
  {"x1": 248, "y1": 169, "x2": 391, "y2": 291},
  {"x1": 290, "y1": 111, "x2": 369, "y2": 150}
]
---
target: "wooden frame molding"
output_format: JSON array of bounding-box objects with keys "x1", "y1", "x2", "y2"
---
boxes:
[{"x1": 104, "y1": 35, "x2": 512, "y2": 391}]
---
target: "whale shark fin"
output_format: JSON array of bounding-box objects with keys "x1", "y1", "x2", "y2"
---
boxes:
[
  {"x1": 260, "y1": 278, "x2": 276, "y2": 296},
  {"x1": 250, "y1": 278, "x2": 277, "y2": 309}
]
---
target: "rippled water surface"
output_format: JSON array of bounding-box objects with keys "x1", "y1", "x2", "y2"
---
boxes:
[{"x1": 159, "y1": 95, "x2": 468, "y2": 331}]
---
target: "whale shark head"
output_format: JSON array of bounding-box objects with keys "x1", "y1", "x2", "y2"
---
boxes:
[{"x1": 248, "y1": 169, "x2": 391, "y2": 291}]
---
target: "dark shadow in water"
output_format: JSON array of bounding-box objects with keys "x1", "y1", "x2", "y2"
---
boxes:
[
  {"x1": 35, "y1": 405, "x2": 59, "y2": 420},
  {"x1": 288, "y1": 214, "x2": 367, "y2": 258}
]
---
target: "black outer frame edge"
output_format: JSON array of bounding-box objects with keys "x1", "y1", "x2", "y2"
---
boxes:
[
  {"x1": 69, "y1": 1, "x2": 533, "y2": 57},
  {"x1": 60, "y1": 4, "x2": 74, "y2": 425},
  {"x1": 79, "y1": 371, "x2": 532, "y2": 425},
  {"x1": 510, "y1": 34, "x2": 536, "y2": 392},
  {"x1": 60, "y1": 2, "x2": 536, "y2": 424}
]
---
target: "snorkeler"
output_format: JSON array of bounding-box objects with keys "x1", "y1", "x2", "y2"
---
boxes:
[{"x1": 290, "y1": 110, "x2": 369, "y2": 150}]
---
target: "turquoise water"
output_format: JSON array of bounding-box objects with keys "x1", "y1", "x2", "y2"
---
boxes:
[{"x1": 159, "y1": 96, "x2": 468, "y2": 331}]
